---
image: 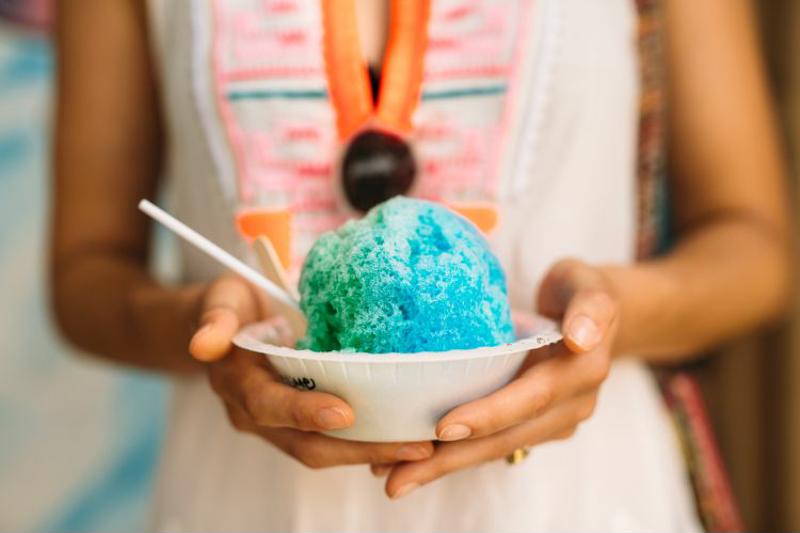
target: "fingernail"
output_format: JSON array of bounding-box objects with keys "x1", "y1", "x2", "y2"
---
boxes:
[
  {"x1": 396, "y1": 444, "x2": 431, "y2": 461},
  {"x1": 192, "y1": 324, "x2": 212, "y2": 342},
  {"x1": 189, "y1": 325, "x2": 213, "y2": 357},
  {"x1": 567, "y1": 315, "x2": 600, "y2": 350},
  {"x1": 315, "y1": 407, "x2": 349, "y2": 429},
  {"x1": 438, "y1": 424, "x2": 471, "y2": 442},
  {"x1": 392, "y1": 483, "x2": 420, "y2": 499}
]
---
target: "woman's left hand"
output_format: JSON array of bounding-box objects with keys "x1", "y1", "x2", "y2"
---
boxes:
[{"x1": 376, "y1": 259, "x2": 619, "y2": 499}]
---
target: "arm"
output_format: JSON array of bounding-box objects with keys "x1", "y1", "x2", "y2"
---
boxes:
[
  {"x1": 52, "y1": 0, "x2": 433, "y2": 467},
  {"x1": 52, "y1": 0, "x2": 200, "y2": 372},
  {"x1": 606, "y1": 0, "x2": 792, "y2": 362},
  {"x1": 380, "y1": 0, "x2": 792, "y2": 497}
]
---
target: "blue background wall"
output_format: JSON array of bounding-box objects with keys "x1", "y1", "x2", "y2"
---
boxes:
[{"x1": 0, "y1": 26, "x2": 167, "y2": 532}]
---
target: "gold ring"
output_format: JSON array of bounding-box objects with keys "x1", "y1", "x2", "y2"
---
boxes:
[{"x1": 505, "y1": 447, "x2": 530, "y2": 465}]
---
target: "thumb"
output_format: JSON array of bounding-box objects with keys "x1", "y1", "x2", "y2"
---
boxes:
[
  {"x1": 537, "y1": 259, "x2": 617, "y2": 353},
  {"x1": 537, "y1": 259, "x2": 600, "y2": 317},
  {"x1": 189, "y1": 276, "x2": 261, "y2": 362}
]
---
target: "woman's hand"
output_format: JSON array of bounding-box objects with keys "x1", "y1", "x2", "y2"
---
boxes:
[
  {"x1": 189, "y1": 275, "x2": 435, "y2": 469},
  {"x1": 377, "y1": 259, "x2": 618, "y2": 498}
]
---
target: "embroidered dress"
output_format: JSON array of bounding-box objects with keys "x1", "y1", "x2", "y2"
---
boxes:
[{"x1": 146, "y1": 1, "x2": 702, "y2": 530}]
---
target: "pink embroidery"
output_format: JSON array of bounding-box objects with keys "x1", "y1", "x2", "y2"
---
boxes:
[
  {"x1": 283, "y1": 126, "x2": 322, "y2": 142},
  {"x1": 221, "y1": 67, "x2": 322, "y2": 82},
  {"x1": 424, "y1": 65, "x2": 509, "y2": 80},
  {"x1": 295, "y1": 162, "x2": 332, "y2": 179},
  {"x1": 416, "y1": 122, "x2": 455, "y2": 140},
  {"x1": 211, "y1": 0, "x2": 330, "y2": 202},
  {"x1": 415, "y1": 0, "x2": 534, "y2": 202},
  {"x1": 208, "y1": 0, "x2": 535, "y2": 272},
  {"x1": 492, "y1": 0, "x2": 534, "y2": 192},
  {"x1": 424, "y1": 1, "x2": 515, "y2": 74},
  {"x1": 442, "y1": 4, "x2": 475, "y2": 21},
  {"x1": 265, "y1": 1, "x2": 297, "y2": 14},
  {"x1": 215, "y1": 1, "x2": 323, "y2": 77},
  {"x1": 211, "y1": 0, "x2": 251, "y2": 200}
]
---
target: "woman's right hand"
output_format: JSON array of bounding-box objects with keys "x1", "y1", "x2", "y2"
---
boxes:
[{"x1": 188, "y1": 275, "x2": 434, "y2": 469}]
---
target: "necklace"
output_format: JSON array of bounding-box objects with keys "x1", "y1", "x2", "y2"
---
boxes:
[{"x1": 321, "y1": 0, "x2": 431, "y2": 211}]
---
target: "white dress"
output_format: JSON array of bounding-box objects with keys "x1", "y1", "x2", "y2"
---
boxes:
[{"x1": 146, "y1": 0, "x2": 702, "y2": 530}]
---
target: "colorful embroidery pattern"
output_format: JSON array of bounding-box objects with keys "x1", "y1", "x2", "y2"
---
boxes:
[
  {"x1": 209, "y1": 0, "x2": 534, "y2": 273},
  {"x1": 412, "y1": 0, "x2": 532, "y2": 203},
  {"x1": 211, "y1": 0, "x2": 342, "y2": 269}
]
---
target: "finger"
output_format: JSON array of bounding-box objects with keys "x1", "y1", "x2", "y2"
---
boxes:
[
  {"x1": 437, "y1": 355, "x2": 560, "y2": 441},
  {"x1": 389, "y1": 395, "x2": 593, "y2": 498},
  {"x1": 562, "y1": 288, "x2": 617, "y2": 353},
  {"x1": 438, "y1": 343, "x2": 609, "y2": 440},
  {"x1": 536, "y1": 260, "x2": 617, "y2": 353},
  {"x1": 370, "y1": 463, "x2": 395, "y2": 477},
  {"x1": 209, "y1": 349, "x2": 355, "y2": 431},
  {"x1": 222, "y1": 399, "x2": 258, "y2": 434},
  {"x1": 262, "y1": 429, "x2": 435, "y2": 469},
  {"x1": 537, "y1": 259, "x2": 596, "y2": 317},
  {"x1": 190, "y1": 276, "x2": 262, "y2": 362}
]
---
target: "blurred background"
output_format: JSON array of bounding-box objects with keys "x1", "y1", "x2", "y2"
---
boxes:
[
  {"x1": 0, "y1": 3, "x2": 167, "y2": 531},
  {"x1": 694, "y1": 2, "x2": 800, "y2": 530},
  {"x1": 0, "y1": 1, "x2": 797, "y2": 531}
]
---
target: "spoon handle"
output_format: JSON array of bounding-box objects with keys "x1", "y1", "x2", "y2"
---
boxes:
[
  {"x1": 138, "y1": 199, "x2": 300, "y2": 311},
  {"x1": 253, "y1": 236, "x2": 307, "y2": 338}
]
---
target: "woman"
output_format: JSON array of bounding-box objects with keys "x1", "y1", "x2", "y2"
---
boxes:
[{"x1": 52, "y1": 0, "x2": 790, "y2": 530}]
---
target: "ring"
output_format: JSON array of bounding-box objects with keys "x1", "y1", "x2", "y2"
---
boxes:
[{"x1": 505, "y1": 447, "x2": 530, "y2": 465}]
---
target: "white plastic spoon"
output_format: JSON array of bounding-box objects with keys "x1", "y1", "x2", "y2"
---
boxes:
[
  {"x1": 253, "y1": 236, "x2": 300, "y2": 302},
  {"x1": 253, "y1": 235, "x2": 307, "y2": 337},
  {"x1": 138, "y1": 199, "x2": 300, "y2": 311}
]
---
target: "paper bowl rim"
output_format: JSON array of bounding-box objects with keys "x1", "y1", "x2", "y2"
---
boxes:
[{"x1": 233, "y1": 313, "x2": 562, "y2": 364}]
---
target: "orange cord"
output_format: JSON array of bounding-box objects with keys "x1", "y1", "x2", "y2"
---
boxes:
[
  {"x1": 376, "y1": 0, "x2": 431, "y2": 134},
  {"x1": 320, "y1": 0, "x2": 374, "y2": 140},
  {"x1": 321, "y1": 0, "x2": 430, "y2": 139}
]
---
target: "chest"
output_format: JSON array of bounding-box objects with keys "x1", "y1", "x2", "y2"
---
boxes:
[
  {"x1": 150, "y1": 0, "x2": 640, "y2": 278},
  {"x1": 355, "y1": 0, "x2": 389, "y2": 65}
]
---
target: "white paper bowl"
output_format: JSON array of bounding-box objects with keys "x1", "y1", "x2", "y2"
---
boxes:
[{"x1": 233, "y1": 312, "x2": 562, "y2": 442}]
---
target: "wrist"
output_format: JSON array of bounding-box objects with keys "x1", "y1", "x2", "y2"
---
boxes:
[
  {"x1": 128, "y1": 280, "x2": 208, "y2": 373},
  {"x1": 175, "y1": 282, "x2": 208, "y2": 333},
  {"x1": 597, "y1": 262, "x2": 681, "y2": 357}
]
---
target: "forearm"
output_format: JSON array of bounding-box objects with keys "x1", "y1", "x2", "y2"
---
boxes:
[
  {"x1": 603, "y1": 216, "x2": 791, "y2": 363},
  {"x1": 52, "y1": 251, "x2": 204, "y2": 374}
]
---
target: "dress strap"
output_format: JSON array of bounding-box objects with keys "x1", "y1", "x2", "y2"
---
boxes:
[{"x1": 634, "y1": 0, "x2": 668, "y2": 259}]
